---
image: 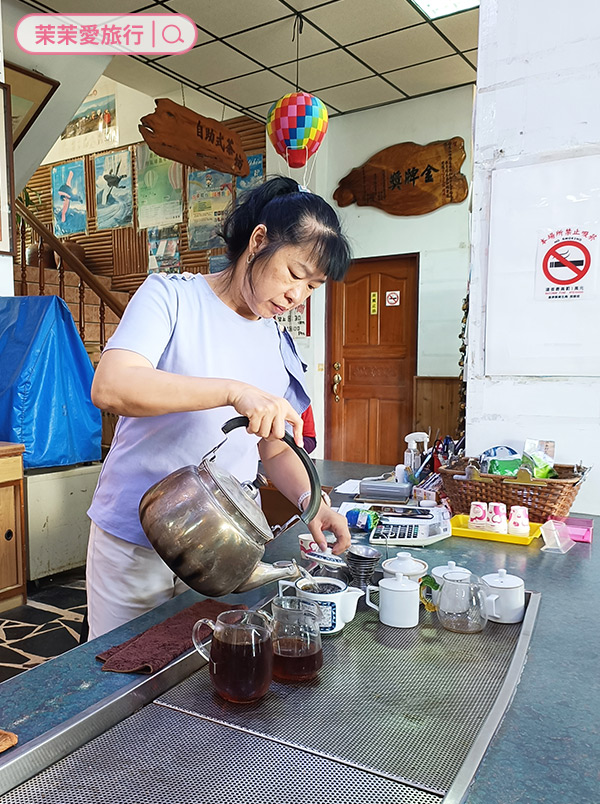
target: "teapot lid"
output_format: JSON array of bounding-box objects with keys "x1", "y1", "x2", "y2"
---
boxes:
[
  {"x1": 385, "y1": 551, "x2": 423, "y2": 574},
  {"x1": 206, "y1": 461, "x2": 272, "y2": 540},
  {"x1": 380, "y1": 572, "x2": 418, "y2": 591},
  {"x1": 481, "y1": 568, "x2": 524, "y2": 589},
  {"x1": 431, "y1": 559, "x2": 470, "y2": 580}
]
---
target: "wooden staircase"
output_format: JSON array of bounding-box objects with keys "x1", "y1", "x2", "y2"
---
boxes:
[
  {"x1": 13, "y1": 199, "x2": 128, "y2": 450},
  {"x1": 12, "y1": 261, "x2": 129, "y2": 366}
]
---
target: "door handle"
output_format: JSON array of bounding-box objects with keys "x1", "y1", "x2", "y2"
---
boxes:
[{"x1": 332, "y1": 372, "x2": 342, "y2": 402}]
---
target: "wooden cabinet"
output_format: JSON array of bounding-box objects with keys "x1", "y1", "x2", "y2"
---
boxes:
[{"x1": 0, "y1": 443, "x2": 26, "y2": 611}]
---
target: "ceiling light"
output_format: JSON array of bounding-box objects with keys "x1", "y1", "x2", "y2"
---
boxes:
[{"x1": 412, "y1": 0, "x2": 479, "y2": 20}]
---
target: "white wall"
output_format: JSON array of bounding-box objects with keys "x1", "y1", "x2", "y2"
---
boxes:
[
  {"x1": 267, "y1": 85, "x2": 474, "y2": 457},
  {"x1": 467, "y1": 0, "x2": 600, "y2": 513}
]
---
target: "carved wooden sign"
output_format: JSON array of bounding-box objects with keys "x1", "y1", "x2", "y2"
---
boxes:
[
  {"x1": 139, "y1": 98, "x2": 249, "y2": 176},
  {"x1": 333, "y1": 137, "x2": 468, "y2": 216}
]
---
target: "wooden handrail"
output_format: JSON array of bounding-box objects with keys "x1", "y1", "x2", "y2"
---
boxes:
[{"x1": 15, "y1": 198, "x2": 126, "y2": 318}]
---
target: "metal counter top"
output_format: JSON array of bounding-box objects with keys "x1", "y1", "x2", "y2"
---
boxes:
[{"x1": 0, "y1": 460, "x2": 597, "y2": 803}]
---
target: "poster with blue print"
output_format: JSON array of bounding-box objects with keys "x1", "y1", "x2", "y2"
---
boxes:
[
  {"x1": 51, "y1": 159, "x2": 87, "y2": 237},
  {"x1": 94, "y1": 149, "x2": 133, "y2": 230},
  {"x1": 187, "y1": 169, "x2": 232, "y2": 251},
  {"x1": 235, "y1": 154, "x2": 264, "y2": 196}
]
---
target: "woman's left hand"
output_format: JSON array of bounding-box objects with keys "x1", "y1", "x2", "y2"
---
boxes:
[{"x1": 305, "y1": 502, "x2": 351, "y2": 555}]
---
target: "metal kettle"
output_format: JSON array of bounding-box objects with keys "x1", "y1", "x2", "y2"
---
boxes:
[{"x1": 138, "y1": 416, "x2": 322, "y2": 597}]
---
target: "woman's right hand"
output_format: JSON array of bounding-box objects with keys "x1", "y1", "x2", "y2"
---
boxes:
[{"x1": 227, "y1": 382, "x2": 304, "y2": 447}]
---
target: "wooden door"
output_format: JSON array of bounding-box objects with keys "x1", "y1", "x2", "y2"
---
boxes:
[{"x1": 326, "y1": 255, "x2": 418, "y2": 464}]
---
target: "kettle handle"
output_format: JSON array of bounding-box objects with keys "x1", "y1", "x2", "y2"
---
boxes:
[{"x1": 221, "y1": 416, "x2": 322, "y2": 524}]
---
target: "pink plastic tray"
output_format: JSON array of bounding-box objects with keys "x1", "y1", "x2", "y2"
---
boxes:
[{"x1": 549, "y1": 516, "x2": 593, "y2": 543}]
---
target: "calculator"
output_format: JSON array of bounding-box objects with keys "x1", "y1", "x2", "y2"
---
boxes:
[{"x1": 368, "y1": 509, "x2": 452, "y2": 547}]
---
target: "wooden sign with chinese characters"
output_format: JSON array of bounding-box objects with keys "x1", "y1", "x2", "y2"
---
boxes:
[
  {"x1": 333, "y1": 137, "x2": 468, "y2": 216},
  {"x1": 139, "y1": 98, "x2": 249, "y2": 177}
]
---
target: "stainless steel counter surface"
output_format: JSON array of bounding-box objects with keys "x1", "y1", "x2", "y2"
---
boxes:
[{"x1": 0, "y1": 460, "x2": 597, "y2": 803}]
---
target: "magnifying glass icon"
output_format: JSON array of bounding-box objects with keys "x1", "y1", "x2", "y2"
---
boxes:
[{"x1": 161, "y1": 24, "x2": 185, "y2": 44}]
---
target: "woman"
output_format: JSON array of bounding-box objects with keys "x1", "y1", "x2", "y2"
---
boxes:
[{"x1": 86, "y1": 176, "x2": 352, "y2": 639}]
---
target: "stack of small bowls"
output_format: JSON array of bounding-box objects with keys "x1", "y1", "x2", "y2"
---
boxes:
[{"x1": 344, "y1": 544, "x2": 382, "y2": 589}]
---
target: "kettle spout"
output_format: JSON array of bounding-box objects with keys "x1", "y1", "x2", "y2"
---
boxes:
[{"x1": 233, "y1": 560, "x2": 301, "y2": 593}]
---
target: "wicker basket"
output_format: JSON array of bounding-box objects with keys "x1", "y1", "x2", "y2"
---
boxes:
[{"x1": 438, "y1": 459, "x2": 587, "y2": 522}]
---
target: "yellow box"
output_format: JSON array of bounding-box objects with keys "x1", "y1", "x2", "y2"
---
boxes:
[{"x1": 450, "y1": 514, "x2": 542, "y2": 545}]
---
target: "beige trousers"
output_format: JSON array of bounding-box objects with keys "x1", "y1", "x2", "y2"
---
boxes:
[{"x1": 86, "y1": 522, "x2": 189, "y2": 640}]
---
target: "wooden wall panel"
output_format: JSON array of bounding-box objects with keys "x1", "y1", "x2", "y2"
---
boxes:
[
  {"x1": 23, "y1": 115, "x2": 266, "y2": 296},
  {"x1": 413, "y1": 376, "x2": 462, "y2": 439}
]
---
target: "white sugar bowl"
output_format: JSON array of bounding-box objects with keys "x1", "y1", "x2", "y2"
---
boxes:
[
  {"x1": 382, "y1": 551, "x2": 428, "y2": 582},
  {"x1": 481, "y1": 568, "x2": 525, "y2": 623}
]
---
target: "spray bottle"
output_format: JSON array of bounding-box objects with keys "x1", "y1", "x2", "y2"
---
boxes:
[{"x1": 404, "y1": 431, "x2": 429, "y2": 473}]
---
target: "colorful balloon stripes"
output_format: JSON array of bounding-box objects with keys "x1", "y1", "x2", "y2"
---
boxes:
[{"x1": 267, "y1": 92, "x2": 328, "y2": 168}]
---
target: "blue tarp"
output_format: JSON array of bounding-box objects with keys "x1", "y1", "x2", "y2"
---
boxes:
[{"x1": 0, "y1": 295, "x2": 101, "y2": 469}]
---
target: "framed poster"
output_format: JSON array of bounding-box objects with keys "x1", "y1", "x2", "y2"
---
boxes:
[
  {"x1": 235, "y1": 153, "x2": 264, "y2": 195},
  {"x1": 136, "y1": 143, "x2": 183, "y2": 229},
  {"x1": 94, "y1": 149, "x2": 133, "y2": 230},
  {"x1": 0, "y1": 83, "x2": 15, "y2": 255},
  {"x1": 51, "y1": 159, "x2": 87, "y2": 237},
  {"x1": 59, "y1": 76, "x2": 118, "y2": 153},
  {"x1": 148, "y1": 225, "x2": 181, "y2": 273},
  {"x1": 187, "y1": 169, "x2": 232, "y2": 251},
  {"x1": 4, "y1": 62, "x2": 59, "y2": 148}
]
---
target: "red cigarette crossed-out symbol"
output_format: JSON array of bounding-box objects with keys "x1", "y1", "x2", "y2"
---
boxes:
[{"x1": 542, "y1": 240, "x2": 591, "y2": 286}]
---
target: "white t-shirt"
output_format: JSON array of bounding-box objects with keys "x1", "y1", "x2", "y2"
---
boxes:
[{"x1": 88, "y1": 272, "x2": 307, "y2": 547}]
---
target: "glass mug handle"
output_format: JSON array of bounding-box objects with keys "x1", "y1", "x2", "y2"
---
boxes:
[
  {"x1": 192, "y1": 618, "x2": 216, "y2": 661},
  {"x1": 419, "y1": 575, "x2": 440, "y2": 612}
]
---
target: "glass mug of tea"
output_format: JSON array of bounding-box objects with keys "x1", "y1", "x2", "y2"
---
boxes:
[
  {"x1": 192, "y1": 610, "x2": 272, "y2": 703},
  {"x1": 267, "y1": 596, "x2": 323, "y2": 683}
]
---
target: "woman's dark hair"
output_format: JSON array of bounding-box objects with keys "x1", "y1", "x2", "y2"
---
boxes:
[{"x1": 219, "y1": 175, "x2": 351, "y2": 281}]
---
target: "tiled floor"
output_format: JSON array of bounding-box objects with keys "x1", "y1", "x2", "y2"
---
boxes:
[{"x1": 0, "y1": 569, "x2": 86, "y2": 683}]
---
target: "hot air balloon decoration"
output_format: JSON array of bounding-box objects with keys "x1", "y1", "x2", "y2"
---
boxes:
[{"x1": 266, "y1": 92, "x2": 328, "y2": 169}]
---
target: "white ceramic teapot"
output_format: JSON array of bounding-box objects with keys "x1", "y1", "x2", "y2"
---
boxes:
[
  {"x1": 278, "y1": 577, "x2": 364, "y2": 634},
  {"x1": 481, "y1": 568, "x2": 525, "y2": 623},
  {"x1": 381, "y1": 551, "x2": 428, "y2": 581},
  {"x1": 365, "y1": 572, "x2": 419, "y2": 628}
]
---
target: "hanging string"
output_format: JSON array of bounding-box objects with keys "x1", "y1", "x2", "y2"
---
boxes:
[
  {"x1": 305, "y1": 145, "x2": 320, "y2": 188},
  {"x1": 291, "y1": 14, "x2": 303, "y2": 92},
  {"x1": 180, "y1": 83, "x2": 186, "y2": 107}
]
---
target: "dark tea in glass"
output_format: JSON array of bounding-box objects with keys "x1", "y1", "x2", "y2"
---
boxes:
[
  {"x1": 273, "y1": 637, "x2": 323, "y2": 682},
  {"x1": 192, "y1": 610, "x2": 273, "y2": 703},
  {"x1": 269, "y1": 597, "x2": 323, "y2": 683}
]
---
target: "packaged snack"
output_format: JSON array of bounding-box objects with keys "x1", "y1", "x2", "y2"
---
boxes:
[
  {"x1": 522, "y1": 439, "x2": 558, "y2": 479},
  {"x1": 345, "y1": 508, "x2": 379, "y2": 531}
]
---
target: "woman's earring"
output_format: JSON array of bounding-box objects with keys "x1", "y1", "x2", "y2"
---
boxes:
[{"x1": 246, "y1": 252, "x2": 254, "y2": 265}]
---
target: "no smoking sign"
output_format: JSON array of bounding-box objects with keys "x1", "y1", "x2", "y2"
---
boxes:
[
  {"x1": 542, "y1": 240, "x2": 591, "y2": 285},
  {"x1": 536, "y1": 229, "x2": 597, "y2": 301}
]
